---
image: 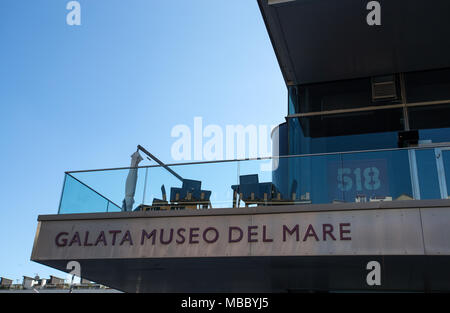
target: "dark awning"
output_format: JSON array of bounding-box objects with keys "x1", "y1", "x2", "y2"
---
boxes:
[{"x1": 257, "y1": 0, "x2": 450, "y2": 85}]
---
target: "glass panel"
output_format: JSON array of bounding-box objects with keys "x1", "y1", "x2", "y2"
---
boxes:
[
  {"x1": 289, "y1": 153, "x2": 344, "y2": 204},
  {"x1": 59, "y1": 174, "x2": 116, "y2": 214},
  {"x1": 341, "y1": 149, "x2": 412, "y2": 202},
  {"x1": 71, "y1": 168, "x2": 144, "y2": 212},
  {"x1": 57, "y1": 146, "x2": 450, "y2": 214},
  {"x1": 415, "y1": 149, "x2": 441, "y2": 200},
  {"x1": 237, "y1": 158, "x2": 283, "y2": 207},
  {"x1": 144, "y1": 165, "x2": 184, "y2": 210},
  {"x1": 140, "y1": 161, "x2": 239, "y2": 210}
]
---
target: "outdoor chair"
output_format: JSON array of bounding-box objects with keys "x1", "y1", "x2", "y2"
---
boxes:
[{"x1": 170, "y1": 179, "x2": 212, "y2": 209}]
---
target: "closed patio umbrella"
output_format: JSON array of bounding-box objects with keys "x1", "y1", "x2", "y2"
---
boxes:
[{"x1": 122, "y1": 150, "x2": 143, "y2": 211}]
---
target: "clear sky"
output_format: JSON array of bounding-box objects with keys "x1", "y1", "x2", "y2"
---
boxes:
[{"x1": 0, "y1": 0, "x2": 286, "y2": 282}]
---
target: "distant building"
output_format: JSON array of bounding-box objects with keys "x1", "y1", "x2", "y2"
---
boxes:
[
  {"x1": 0, "y1": 274, "x2": 119, "y2": 293},
  {"x1": 35, "y1": 278, "x2": 47, "y2": 288},
  {"x1": 48, "y1": 275, "x2": 65, "y2": 286},
  {"x1": 0, "y1": 277, "x2": 13, "y2": 288},
  {"x1": 22, "y1": 276, "x2": 36, "y2": 289}
]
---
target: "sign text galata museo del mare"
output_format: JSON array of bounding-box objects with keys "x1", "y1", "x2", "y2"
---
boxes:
[{"x1": 54, "y1": 223, "x2": 352, "y2": 248}]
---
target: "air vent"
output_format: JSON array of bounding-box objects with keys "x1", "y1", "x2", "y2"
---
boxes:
[{"x1": 371, "y1": 75, "x2": 398, "y2": 101}]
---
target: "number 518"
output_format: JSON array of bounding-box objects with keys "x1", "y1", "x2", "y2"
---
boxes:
[{"x1": 337, "y1": 167, "x2": 381, "y2": 192}]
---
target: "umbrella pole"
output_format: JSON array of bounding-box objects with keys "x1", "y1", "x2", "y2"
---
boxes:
[{"x1": 137, "y1": 145, "x2": 183, "y2": 182}]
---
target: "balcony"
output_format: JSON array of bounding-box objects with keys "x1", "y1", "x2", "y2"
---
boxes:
[{"x1": 57, "y1": 145, "x2": 450, "y2": 215}]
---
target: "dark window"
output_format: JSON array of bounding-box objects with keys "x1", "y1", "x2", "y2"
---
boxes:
[
  {"x1": 405, "y1": 68, "x2": 450, "y2": 103},
  {"x1": 288, "y1": 108, "x2": 404, "y2": 155},
  {"x1": 408, "y1": 104, "x2": 450, "y2": 130},
  {"x1": 288, "y1": 76, "x2": 401, "y2": 115},
  {"x1": 298, "y1": 108, "x2": 404, "y2": 138}
]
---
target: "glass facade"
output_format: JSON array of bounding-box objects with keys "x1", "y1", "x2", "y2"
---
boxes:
[
  {"x1": 274, "y1": 68, "x2": 450, "y2": 203},
  {"x1": 287, "y1": 68, "x2": 450, "y2": 155}
]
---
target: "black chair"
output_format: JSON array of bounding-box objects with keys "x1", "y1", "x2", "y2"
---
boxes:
[
  {"x1": 170, "y1": 179, "x2": 212, "y2": 209},
  {"x1": 232, "y1": 174, "x2": 275, "y2": 207}
]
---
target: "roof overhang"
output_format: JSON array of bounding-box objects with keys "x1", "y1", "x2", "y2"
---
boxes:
[{"x1": 258, "y1": 0, "x2": 450, "y2": 85}]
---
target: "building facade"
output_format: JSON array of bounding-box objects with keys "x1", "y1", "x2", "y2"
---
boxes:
[
  {"x1": 31, "y1": 0, "x2": 450, "y2": 292},
  {"x1": 264, "y1": 0, "x2": 450, "y2": 204}
]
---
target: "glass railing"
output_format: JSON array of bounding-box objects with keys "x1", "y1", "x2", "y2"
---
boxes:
[{"x1": 58, "y1": 145, "x2": 450, "y2": 214}]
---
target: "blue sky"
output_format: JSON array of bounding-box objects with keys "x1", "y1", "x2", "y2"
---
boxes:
[{"x1": 0, "y1": 0, "x2": 285, "y2": 281}]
